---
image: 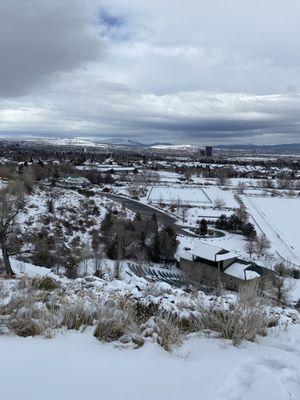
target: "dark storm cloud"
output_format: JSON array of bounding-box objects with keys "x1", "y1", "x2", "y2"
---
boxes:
[{"x1": 0, "y1": 0, "x2": 102, "y2": 97}]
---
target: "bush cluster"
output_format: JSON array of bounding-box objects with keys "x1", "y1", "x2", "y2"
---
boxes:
[{"x1": 215, "y1": 214, "x2": 257, "y2": 238}]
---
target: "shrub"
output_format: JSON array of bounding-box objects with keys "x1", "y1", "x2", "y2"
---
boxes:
[
  {"x1": 31, "y1": 276, "x2": 60, "y2": 291},
  {"x1": 154, "y1": 312, "x2": 183, "y2": 352},
  {"x1": 133, "y1": 300, "x2": 159, "y2": 324},
  {"x1": 9, "y1": 311, "x2": 44, "y2": 337},
  {"x1": 143, "y1": 281, "x2": 172, "y2": 297},
  {"x1": 94, "y1": 300, "x2": 139, "y2": 343},
  {"x1": 60, "y1": 301, "x2": 95, "y2": 331},
  {"x1": 196, "y1": 284, "x2": 276, "y2": 346},
  {"x1": 8, "y1": 302, "x2": 55, "y2": 338}
]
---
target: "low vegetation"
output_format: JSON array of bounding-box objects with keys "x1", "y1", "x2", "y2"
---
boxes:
[{"x1": 0, "y1": 277, "x2": 294, "y2": 351}]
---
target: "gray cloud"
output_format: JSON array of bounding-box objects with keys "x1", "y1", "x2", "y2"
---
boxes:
[
  {"x1": 0, "y1": 0, "x2": 102, "y2": 97},
  {"x1": 1, "y1": 77, "x2": 300, "y2": 144},
  {"x1": 1, "y1": 0, "x2": 300, "y2": 144}
]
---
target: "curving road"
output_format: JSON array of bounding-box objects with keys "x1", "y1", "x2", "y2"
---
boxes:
[{"x1": 101, "y1": 193, "x2": 198, "y2": 237}]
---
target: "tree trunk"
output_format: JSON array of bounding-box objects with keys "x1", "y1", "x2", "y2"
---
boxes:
[{"x1": 1, "y1": 238, "x2": 15, "y2": 277}]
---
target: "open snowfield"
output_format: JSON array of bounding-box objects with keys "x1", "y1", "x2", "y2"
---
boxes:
[
  {"x1": 252, "y1": 197, "x2": 300, "y2": 259},
  {"x1": 148, "y1": 185, "x2": 239, "y2": 209},
  {"x1": 1, "y1": 326, "x2": 300, "y2": 400},
  {"x1": 158, "y1": 171, "x2": 181, "y2": 183},
  {"x1": 148, "y1": 186, "x2": 211, "y2": 205},
  {"x1": 182, "y1": 207, "x2": 233, "y2": 227},
  {"x1": 204, "y1": 187, "x2": 238, "y2": 208},
  {"x1": 244, "y1": 196, "x2": 300, "y2": 265}
]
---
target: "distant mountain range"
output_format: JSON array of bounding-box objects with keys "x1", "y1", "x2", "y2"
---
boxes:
[
  {"x1": 49, "y1": 137, "x2": 174, "y2": 148},
  {"x1": 1, "y1": 136, "x2": 300, "y2": 154},
  {"x1": 218, "y1": 143, "x2": 300, "y2": 154},
  {"x1": 150, "y1": 144, "x2": 199, "y2": 151},
  {"x1": 99, "y1": 138, "x2": 173, "y2": 148}
]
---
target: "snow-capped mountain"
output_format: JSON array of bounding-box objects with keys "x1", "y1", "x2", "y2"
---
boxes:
[
  {"x1": 151, "y1": 144, "x2": 199, "y2": 152},
  {"x1": 52, "y1": 138, "x2": 108, "y2": 148}
]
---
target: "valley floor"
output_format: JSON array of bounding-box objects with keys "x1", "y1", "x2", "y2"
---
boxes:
[{"x1": 1, "y1": 324, "x2": 300, "y2": 400}]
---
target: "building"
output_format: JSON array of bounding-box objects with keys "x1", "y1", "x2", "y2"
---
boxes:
[
  {"x1": 205, "y1": 146, "x2": 213, "y2": 157},
  {"x1": 179, "y1": 242, "x2": 273, "y2": 291},
  {"x1": 58, "y1": 176, "x2": 91, "y2": 189}
]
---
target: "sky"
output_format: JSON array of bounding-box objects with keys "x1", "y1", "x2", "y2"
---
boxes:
[{"x1": 1, "y1": 0, "x2": 300, "y2": 145}]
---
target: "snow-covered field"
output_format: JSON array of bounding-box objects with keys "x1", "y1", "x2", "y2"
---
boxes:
[
  {"x1": 147, "y1": 185, "x2": 239, "y2": 209},
  {"x1": 204, "y1": 187, "x2": 238, "y2": 208},
  {"x1": 252, "y1": 196, "x2": 300, "y2": 261},
  {"x1": 181, "y1": 207, "x2": 233, "y2": 227},
  {"x1": 243, "y1": 196, "x2": 300, "y2": 265},
  {"x1": 1, "y1": 325, "x2": 300, "y2": 400},
  {"x1": 148, "y1": 186, "x2": 211, "y2": 205}
]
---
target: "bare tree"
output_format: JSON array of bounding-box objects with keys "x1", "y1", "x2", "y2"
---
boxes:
[
  {"x1": 93, "y1": 254, "x2": 104, "y2": 278},
  {"x1": 0, "y1": 184, "x2": 25, "y2": 277},
  {"x1": 255, "y1": 234, "x2": 271, "y2": 258},
  {"x1": 114, "y1": 233, "x2": 124, "y2": 280},
  {"x1": 215, "y1": 168, "x2": 230, "y2": 186},
  {"x1": 236, "y1": 204, "x2": 248, "y2": 223},
  {"x1": 272, "y1": 262, "x2": 293, "y2": 306},
  {"x1": 236, "y1": 181, "x2": 246, "y2": 194},
  {"x1": 245, "y1": 238, "x2": 255, "y2": 259},
  {"x1": 214, "y1": 197, "x2": 226, "y2": 208},
  {"x1": 179, "y1": 206, "x2": 188, "y2": 224},
  {"x1": 128, "y1": 184, "x2": 147, "y2": 200}
]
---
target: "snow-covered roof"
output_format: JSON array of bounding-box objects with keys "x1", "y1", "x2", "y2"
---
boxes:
[
  {"x1": 75, "y1": 165, "x2": 137, "y2": 172},
  {"x1": 181, "y1": 242, "x2": 237, "y2": 262},
  {"x1": 61, "y1": 176, "x2": 90, "y2": 184},
  {"x1": 224, "y1": 261, "x2": 260, "y2": 280}
]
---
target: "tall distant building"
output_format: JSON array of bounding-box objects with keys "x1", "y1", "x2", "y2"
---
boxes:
[{"x1": 205, "y1": 146, "x2": 213, "y2": 157}]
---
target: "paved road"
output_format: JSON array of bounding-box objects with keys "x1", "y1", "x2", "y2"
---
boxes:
[{"x1": 101, "y1": 193, "x2": 198, "y2": 237}]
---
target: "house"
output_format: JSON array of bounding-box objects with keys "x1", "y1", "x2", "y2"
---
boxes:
[
  {"x1": 179, "y1": 242, "x2": 273, "y2": 291},
  {"x1": 58, "y1": 176, "x2": 91, "y2": 189}
]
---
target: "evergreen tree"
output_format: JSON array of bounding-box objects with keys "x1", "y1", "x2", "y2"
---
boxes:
[
  {"x1": 242, "y1": 222, "x2": 257, "y2": 239},
  {"x1": 199, "y1": 218, "x2": 208, "y2": 236},
  {"x1": 158, "y1": 225, "x2": 178, "y2": 263},
  {"x1": 101, "y1": 211, "x2": 113, "y2": 233}
]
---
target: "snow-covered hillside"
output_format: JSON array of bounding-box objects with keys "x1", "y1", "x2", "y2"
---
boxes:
[
  {"x1": 151, "y1": 144, "x2": 199, "y2": 152},
  {"x1": 51, "y1": 138, "x2": 108, "y2": 148},
  {"x1": 0, "y1": 261, "x2": 299, "y2": 400},
  {"x1": 1, "y1": 324, "x2": 300, "y2": 400}
]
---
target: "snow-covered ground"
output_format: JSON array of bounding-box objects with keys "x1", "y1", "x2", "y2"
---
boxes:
[
  {"x1": 1, "y1": 325, "x2": 300, "y2": 400},
  {"x1": 0, "y1": 171, "x2": 299, "y2": 400},
  {"x1": 180, "y1": 207, "x2": 233, "y2": 227},
  {"x1": 148, "y1": 186, "x2": 211, "y2": 205},
  {"x1": 204, "y1": 186, "x2": 239, "y2": 208},
  {"x1": 243, "y1": 195, "x2": 300, "y2": 266},
  {"x1": 251, "y1": 196, "x2": 300, "y2": 262}
]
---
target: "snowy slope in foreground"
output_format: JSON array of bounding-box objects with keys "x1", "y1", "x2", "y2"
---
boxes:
[{"x1": 1, "y1": 326, "x2": 300, "y2": 400}]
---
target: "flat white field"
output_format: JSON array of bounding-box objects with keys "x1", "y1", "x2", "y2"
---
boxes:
[
  {"x1": 251, "y1": 196, "x2": 300, "y2": 261},
  {"x1": 204, "y1": 187, "x2": 239, "y2": 208},
  {"x1": 148, "y1": 186, "x2": 211, "y2": 205},
  {"x1": 177, "y1": 207, "x2": 233, "y2": 227},
  {"x1": 158, "y1": 171, "x2": 181, "y2": 182},
  {"x1": 148, "y1": 185, "x2": 239, "y2": 208}
]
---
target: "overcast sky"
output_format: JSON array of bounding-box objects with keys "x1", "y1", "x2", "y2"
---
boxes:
[{"x1": 1, "y1": 0, "x2": 300, "y2": 144}]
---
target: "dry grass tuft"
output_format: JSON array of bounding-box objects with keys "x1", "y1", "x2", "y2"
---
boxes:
[
  {"x1": 60, "y1": 301, "x2": 95, "y2": 331},
  {"x1": 196, "y1": 284, "x2": 277, "y2": 346}
]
